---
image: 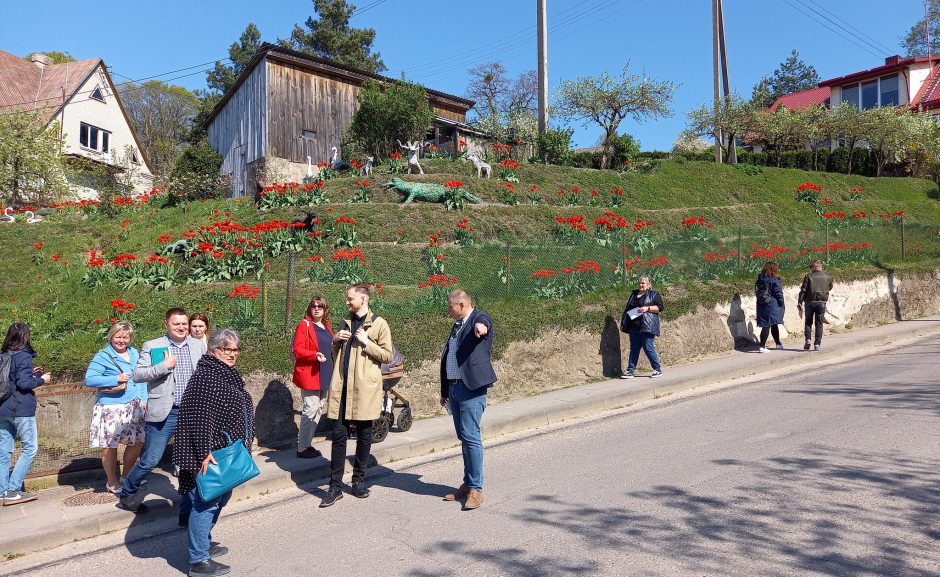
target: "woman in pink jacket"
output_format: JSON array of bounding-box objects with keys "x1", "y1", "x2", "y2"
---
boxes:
[{"x1": 292, "y1": 296, "x2": 333, "y2": 458}]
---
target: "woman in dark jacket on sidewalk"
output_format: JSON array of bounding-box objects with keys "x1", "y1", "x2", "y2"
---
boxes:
[
  {"x1": 755, "y1": 261, "x2": 786, "y2": 352},
  {"x1": 173, "y1": 328, "x2": 254, "y2": 577},
  {"x1": 0, "y1": 323, "x2": 50, "y2": 505},
  {"x1": 620, "y1": 276, "x2": 665, "y2": 378}
]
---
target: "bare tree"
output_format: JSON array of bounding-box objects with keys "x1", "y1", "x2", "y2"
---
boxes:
[{"x1": 466, "y1": 62, "x2": 510, "y2": 120}]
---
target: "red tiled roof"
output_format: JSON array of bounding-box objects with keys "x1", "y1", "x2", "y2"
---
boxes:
[
  {"x1": 819, "y1": 56, "x2": 939, "y2": 87},
  {"x1": 0, "y1": 50, "x2": 101, "y2": 122},
  {"x1": 768, "y1": 86, "x2": 830, "y2": 111},
  {"x1": 912, "y1": 63, "x2": 940, "y2": 109}
]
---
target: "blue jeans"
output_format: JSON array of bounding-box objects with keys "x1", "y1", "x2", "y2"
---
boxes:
[
  {"x1": 186, "y1": 487, "x2": 231, "y2": 564},
  {"x1": 0, "y1": 416, "x2": 38, "y2": 492},
  {"x1": 120, "y1": 408, "x2": 177, "y2": 498},
  {"x1": 627, "y1": 332, "x2": 661, "y2": 372},
  {"x1": 448, "y1": 381, "x2": 487, "y2": 491}
]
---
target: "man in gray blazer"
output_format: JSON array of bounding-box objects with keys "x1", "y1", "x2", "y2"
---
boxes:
[{"x1": 118, "y1": 308, "x2": 206, "y2": 513}]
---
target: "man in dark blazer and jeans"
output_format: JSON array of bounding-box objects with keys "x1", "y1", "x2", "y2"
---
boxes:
[{"x1": 440, "y1": 289, "x2": 496, "y2": 510}]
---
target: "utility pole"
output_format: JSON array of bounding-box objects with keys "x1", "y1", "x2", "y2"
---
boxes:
[
  {"x1": 926, "y1": 0, "x2": 933, "y2": 68},
  {"x1": 718, "y1": 0, "x2": 736, "y2": 164},
  {"x1": 537, "y1": 0, "x2": 549, "y2": 135},
  {"x1": 712, "y1": 0, "x2": 723, "y2": 163}
]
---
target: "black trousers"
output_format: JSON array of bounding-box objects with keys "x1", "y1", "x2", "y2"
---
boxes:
[
  {"x1": 759, "y1": 325, "x2": 781, "y2": 347},
  {"x1": 804, "y1": 302, "x2": 827, "y2": 345},
  {"x1": 328, "y1": 418, "x2": 373, "y2": 487}
]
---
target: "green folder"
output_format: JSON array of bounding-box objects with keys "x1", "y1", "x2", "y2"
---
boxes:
[{"x1": 151, "y1": 347, "x2": 168, "y2": 365}]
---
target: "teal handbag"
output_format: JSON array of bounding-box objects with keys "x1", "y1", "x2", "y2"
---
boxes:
[{"x1": 196, "y1": 429, "x2": 259, "y2": 501}]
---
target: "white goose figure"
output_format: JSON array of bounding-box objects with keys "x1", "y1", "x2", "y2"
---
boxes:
[
  {"x1": 306, "y1": 155, "x2": 314, "y2": 179},
  {"x1": 25, "y1": 210, "x2": 43, "y2": 224},
  {"x1": 330, "y1": 147, "x2": 350, "y2": 171},
  {"x1": 0, "y1": 208, "x2": 14, "y2": 223}
]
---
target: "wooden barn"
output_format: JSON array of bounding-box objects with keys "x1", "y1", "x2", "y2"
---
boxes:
[{"x1": 206, "y1": 43, "x2": 482, "y2": 197}]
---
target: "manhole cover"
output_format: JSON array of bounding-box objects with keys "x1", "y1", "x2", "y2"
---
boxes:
[{"x1": 63, "y1": 490, "x2": 118, "y2": 507}]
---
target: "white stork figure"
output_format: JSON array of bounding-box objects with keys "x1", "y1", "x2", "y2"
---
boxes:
[
  {"x1": 306, "y1": 156, "x2": 314, "y2": 179},
  {"x1": 0, "y1": 207, "x2": 14, "y2": 223},
  {"x1": 25, "y1": 210, "x2": 43, "y2": 224},
  {"x1": 330, "y1": 147, "x2": 350, "y2": 171}
]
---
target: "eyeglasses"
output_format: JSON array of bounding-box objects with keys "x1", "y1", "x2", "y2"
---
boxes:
[{"x1": 219, "y1": 347, "x2": 241, "y2": 354}]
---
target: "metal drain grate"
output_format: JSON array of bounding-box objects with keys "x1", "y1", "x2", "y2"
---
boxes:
[{"x1": 63, "y1": 490, "x2": 118, "y2": 507}]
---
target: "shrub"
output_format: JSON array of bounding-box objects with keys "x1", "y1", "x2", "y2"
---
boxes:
[
  {"x1": 169, "y1": 141, "x2": 226, "y2": 202},
  {"x1": 536, "y1": 128, "x2": 574, "y2": 165},
  {"x1": 345, "y1": 79, "x2": 433, "y2": 160}
]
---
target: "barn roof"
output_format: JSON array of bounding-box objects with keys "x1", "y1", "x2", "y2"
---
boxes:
[{"x1": 205, "y1": 43, "x2": 475, "y2": 127}]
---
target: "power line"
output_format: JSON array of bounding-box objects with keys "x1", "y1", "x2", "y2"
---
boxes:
[
  {"x1": 791, "y1": 0, "x2": 894, "y2": 56},
  {"x1": 408, "y1": 0, "x2": 627, "y2": 82},
  {"x1": 351, "y1": 0, "x2": 389, "y2": 16},
  {"x1": 778, "y1": 0, "x2": 885, "y2": 60},
  {"x1": 800, "y1": 0, "x2": 896, "y2": 54}
]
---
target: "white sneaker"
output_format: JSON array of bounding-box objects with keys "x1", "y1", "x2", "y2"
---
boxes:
[
  {"x1": 758, "y1": 347, "x2": 769, "y2": 353},
  {"x1": 620, "y1": 371, "x2": 635, "y2": 379},
  {"x1": 650, "y1": 370, "x2": 663, "y2": 378},
  {"x1": 814, "y1": 344, "x2": 820, "y2": 351}
]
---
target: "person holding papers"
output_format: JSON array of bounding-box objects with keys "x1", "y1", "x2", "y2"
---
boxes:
[
  {"x1": 619, "y1": 276, "x2": 665, "y2": 379},
  {"x1": 117, "y1": 308, "x2": 206, "y2": 513}
]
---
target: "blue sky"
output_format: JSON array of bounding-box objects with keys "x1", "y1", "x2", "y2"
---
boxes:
[{"x1": 0, "y1": 0, "x2": 927, "y2": 150}]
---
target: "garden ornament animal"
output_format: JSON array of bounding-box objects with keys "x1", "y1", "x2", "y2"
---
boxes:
[
  {"x1": 468, "y1": 153, "x2": 492, "y2": 179},
  {"x1": 330, "y1": 147, "x2": 351, "y2": 171},
  {"x1": 306, "y1": 156, "x2": 314, "y2": 179},
  {"x1": 293, "y1": 210, "x2": 319, "y2": 233},
  {"x1": 0, "y1": 207, "x2": 14, "y2": 223},
  {"x1": 397, "y1": 140, "x2": 425, "y2": 175},
  {"x1": 25, "y1": 210, "x2": 43, "y2": 224},
  {"x1": 360, "y1": 156, "x2": 374, "y2": 177},
  {"x1": 383, "y1": 178, "x2": 483, "y2": 204}
]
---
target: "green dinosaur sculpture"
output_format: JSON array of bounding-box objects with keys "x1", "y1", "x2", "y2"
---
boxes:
[{"x1": 382, "y1": 178, "x2": 484, "y2": 204}]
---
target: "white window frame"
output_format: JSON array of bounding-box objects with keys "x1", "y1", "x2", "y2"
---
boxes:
[
  {"x1": 89, "y1": 85, "x2": 106, "y2": 103},
  {"x1": 79, "y1": 122, "x2": 111, "y2": 154},
  {"x1": 841, "y1": 73, "x2": 901, "y2": 109}
]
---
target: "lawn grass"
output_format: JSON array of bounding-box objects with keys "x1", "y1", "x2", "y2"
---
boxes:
[{"x1": 1, "y1": 159, "x2": 937, "y2": 378}]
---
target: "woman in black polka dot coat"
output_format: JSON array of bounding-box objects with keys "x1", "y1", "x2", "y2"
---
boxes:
[{"x1": 172, "y1": 328, "x2": 254, "y2": 576}]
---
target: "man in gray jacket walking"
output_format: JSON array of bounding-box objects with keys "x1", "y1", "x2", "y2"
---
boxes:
[
  {"x1": 797, "y1": 260, "x2": 834, "y2": 351},
  {"x1": 118, "y1": 308, "x2": 205, "y2": 513}
]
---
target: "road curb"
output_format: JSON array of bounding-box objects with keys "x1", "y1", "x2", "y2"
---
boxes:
[{"x1": 3, "y1": 317, "x2": 939, "y2": 556}]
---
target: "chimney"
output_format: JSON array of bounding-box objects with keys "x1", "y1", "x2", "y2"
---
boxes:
[
  {"x1": 28, "y1": 53, "x2": 52, "y2": 69},
  {"x1": 884, "y1": 55, "x2": 902, "y2": 66}
]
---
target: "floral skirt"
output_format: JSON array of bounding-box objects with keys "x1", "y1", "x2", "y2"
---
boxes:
[{"x1": 89, "y1": 398, "x2": 147, "y2": 448}]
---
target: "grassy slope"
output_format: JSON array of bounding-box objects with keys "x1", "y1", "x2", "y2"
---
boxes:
[{"x1": 1, "y1": 159, "x2": 937, "y2": 378}]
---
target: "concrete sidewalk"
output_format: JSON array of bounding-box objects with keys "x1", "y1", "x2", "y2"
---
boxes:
[{"x1": 2, "y1": 316, "x2": 939, "y2": 556}]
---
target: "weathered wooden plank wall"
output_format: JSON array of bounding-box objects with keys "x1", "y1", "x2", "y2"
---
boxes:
[{"x1": 208, "y1": 63, "x2": 266, "y2": 197}]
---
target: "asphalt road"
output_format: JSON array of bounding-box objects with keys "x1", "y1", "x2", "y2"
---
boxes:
[{"x1": 4, "y1": 336, "x2": 939, "y2": 577}]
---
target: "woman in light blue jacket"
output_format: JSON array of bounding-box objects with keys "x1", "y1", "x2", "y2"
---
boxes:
[{"x1": 85, "y1": 321, "x2": 148, "y2": 493}]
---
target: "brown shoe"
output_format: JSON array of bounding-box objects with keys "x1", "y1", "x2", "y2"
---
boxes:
[
  {"x1": 443, "y1": 483, "x2": 469, "y2": 501},
  {"x1": 296, "y1": 447, "x2": 322, "y2": 459},
  {"x1": 463, "y1": 489, "x2": 484, "y2": 510}
]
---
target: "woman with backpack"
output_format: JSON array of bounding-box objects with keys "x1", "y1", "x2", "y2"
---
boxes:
[
  {"x1": 292, "y1": 296, "x2": 333, "y2": 459},
  {"x1": 0, "y1": 322, "x2": 50, "y2": 505},
  {"x1": 755, "y1": 261, "x2": 786, "y2": 352}
]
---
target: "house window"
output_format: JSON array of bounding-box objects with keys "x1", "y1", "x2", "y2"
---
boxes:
[
  {"x1": 79, "y1": 122, "x2": 111, "y2": 153},
  {"x1": 301, "y1": 129, "x2": 316, "y2": 140},
  {"x1": 90, "y1": 86, "x2": 105, "y2": 103},
  {"x1": 880, "y1": 74, "x2": 899, "y2": 107},
  {"x1": 861, "y1": 80, "x2": 879, "y2": 109},
  {"x1": 841, "y1": 83, "x2": 859, "y2": 108}
]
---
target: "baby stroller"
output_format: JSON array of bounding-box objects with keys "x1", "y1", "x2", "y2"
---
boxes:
[{"x1": 371, "y1": 346, "x2": 411, "y2": 443}]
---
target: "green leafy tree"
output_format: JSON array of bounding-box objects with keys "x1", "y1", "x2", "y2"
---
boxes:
[
  {"x1": 830, "y1": 103, "x2": 870, "y2": 175},
  {"x1": 169, "y1": 141, "x2": 226, "y2": 202},
  {"x1": 206, "y1": 23, "x2": 262, "y2": 94},
  {"x1": 753, "y1": 106, "x2": 803, "y2": 166},
  {"x1": 281, "y1": 0, "x2": 386, "y2": 73},
  {"x1": 684, "y1": 94, "x2": 756, "y2": 163},
  {"x1": 901, "y1": 0, "x2": 940, "y2": 56},
  {"x1": 187, "y1": 90, "x2": 224, "y2": 145},
  {"x1": 902, "y1": 113, "x2": 940, "y2": 181},
  {"x1": 345, "y1": 79, "x2": 432, "y2": 159},
  {"x1": 753, "y1": 50, "x2": 820, "y2": 103},
  {"x1": 25, "y1": 51, "x2": 76, "y2": 64},
  {"x1": 0, "y1": 110, "x2": 69, "y2": 206},
  {"x1": 119, "y1": 81, "x2": 200, "y2": 177},
  {"x1": 865, "y1": 107, "x2": 909, "y2": 177},
  {"x1": 554, "y1": 64, "x2": 675, "y2": 169},
  {"x1": 794, "y1": 104, "x2": 834, "y2": 171},
  {"x1": 536, "y1": 127, "x2": 574, "y2": 165}
]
